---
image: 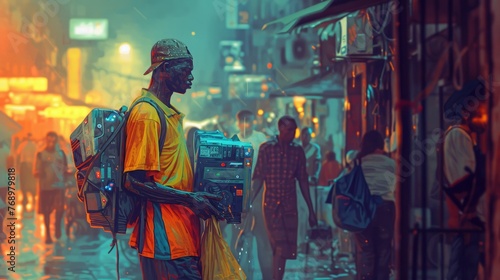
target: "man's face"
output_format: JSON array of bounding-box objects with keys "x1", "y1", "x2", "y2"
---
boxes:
[
  {"x1": 301, "y1": 129, "x2": 312, "y2": 146},
  {"x1": 279, "y1": 122, "x2": 297, "y2": 143},
  {"x1": 163, "y1": 59, "x2": 194, "y2": 94},
  {"x1": 46, "y1": 136, "x2": 57, "y2": 150},
  {"x1": 238, "y1": 116, "x2": 254, "y2": 136}
]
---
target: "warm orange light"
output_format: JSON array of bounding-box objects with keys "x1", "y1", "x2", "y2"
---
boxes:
[
  {"x1": 5, "y1": 105, "x2": 35, "y2": 111},
  {"x1": 257, "y1": 109, "x2": 264, "y2": 116},
  {"x1": 209, "y1": 87, "x2": 221, "y2": 94},
  {"x1": 267, "y1": 62, "x2": 273, "y2": 69},
  {"x1": 225, "y1": 56, "x2": 234, "y2": 64},
  {"x1": 196, "y1": 91, "x2": 208, "y2": 98},
  {"x1": 295, "y1": 128, "x2": 300, "y2": 138},
  {"x1": 40, "y1": 106, "x2": 91, "y2": 119},
  {"x1": 312, "y1": 117, "x2": 319, "y2": 124},
  {"x1": 293, "y1": 96, "x2": 306, "y2": 108},
  {"x1": 261, "y1": 83, "x2": 269, "y2": 92},
  {"x1": 344, "y1": 99, "x2": 351, "y2": 111},
  {"x1": 311, "y1": 132, "x2": 316, "y2": 138},
  {"x1": 67, "y1": 48, "x2": 82, "y2": 99},
  {"x1": 0, "y1": 77, "x2": 48, "y2": 92}
]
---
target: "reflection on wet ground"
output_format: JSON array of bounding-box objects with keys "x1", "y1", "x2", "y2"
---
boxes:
[
  {"x1": 0, "y1": 206, "x2": 342, "y2": 279},
  {"x1": 0, "y1": 207, "x2": 141, "y2": 280}
]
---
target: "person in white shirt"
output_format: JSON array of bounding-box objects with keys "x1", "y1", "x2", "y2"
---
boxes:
[
  {"x1": 300, "y1": 127, "x2": 322, "y2": 185},
  {"x1": 298, "y1": 127, "x2": 322, "y2": 251},
  {"x1": 353, "y1": 130, "x2": 396, "y2": 280},
  {"x1": 233, "y1": 109, "x2": 271, "y2": 279},
  {"x1": 15, "y1": 133, "x2": 37, "y2": 212},
  {"x1": 442, "y1": 79, "x2": 487, "y2": 280}
]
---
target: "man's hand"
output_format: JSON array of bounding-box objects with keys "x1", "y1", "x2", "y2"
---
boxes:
[
  {"x1": 308, "y1": 212, "x2": 318, "y2": 228},
  {"x1": 189, "y1": 192, "x2": 223, "y2": 220}
]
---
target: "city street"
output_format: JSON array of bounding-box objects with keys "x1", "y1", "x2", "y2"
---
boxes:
[{"x1": 0, "y1": 206, "x2": 349, "y2": 280}]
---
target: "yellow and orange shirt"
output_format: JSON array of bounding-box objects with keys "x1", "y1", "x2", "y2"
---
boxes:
[{"x1": 124, "y1": 89, "x2": 200, "y2": 260}]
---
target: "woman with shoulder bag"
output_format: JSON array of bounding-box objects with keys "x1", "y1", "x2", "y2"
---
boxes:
[{"x1": 353, "y1": 130, "x2": 396, "y2": 280}]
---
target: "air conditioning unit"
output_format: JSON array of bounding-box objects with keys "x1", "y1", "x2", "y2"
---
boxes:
[
  {"x1": 284, "y1": 33, "x2": 316, "y2": 67},
  {"x1": 334, "y1": 14, "x2": 373, "y2": 57}
]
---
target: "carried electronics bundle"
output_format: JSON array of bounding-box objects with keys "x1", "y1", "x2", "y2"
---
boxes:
[
  {"x1": 70, "y1": 98, "x2": 166, "y2": 235},
  {"x1": 193, "y1": 130, "x2": 253, "y2": 224},
  {"x1": 70, "y1": 97, "x2": 167, "y2": 280}
]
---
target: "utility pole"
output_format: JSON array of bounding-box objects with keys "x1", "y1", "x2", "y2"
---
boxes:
[{"x1": 394, "y1": 0, "x2": 412, "y2": 278}]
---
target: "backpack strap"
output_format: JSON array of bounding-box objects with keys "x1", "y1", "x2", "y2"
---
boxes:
[{"x1": 128, "y1": 97, "x2": 168, "y2": 150}]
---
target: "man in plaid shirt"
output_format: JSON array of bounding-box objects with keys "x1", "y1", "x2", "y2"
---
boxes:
[{"x1": 252, "y1": 116, "x2": 317, "y2": 280}]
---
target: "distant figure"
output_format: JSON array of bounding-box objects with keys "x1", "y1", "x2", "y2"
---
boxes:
[
  {"x1": 58, "y1": 135, "x2": 76, "y2": 188},
  {"x1": 299, "y1": 127, "x2": 322, "y2": 249},
  {"x1": 353, "y1": 130, "x2": 396, "y2": 280},
  {"x1": 318, "y1": 150, "x2": 342, "y2": 186},
  {"x1": 345, "y1": 150, "x2": 359, "y2": 172},
  {"x1": 300, "y1": 127, "x2": 322, "y2": 185},
  {"x1": 234, "y1": 109, "x2": 270, "y2": 279},
  {"x1": 15, "y1": 133, "x2": 37, "y2": 212},
  {"x1": 33, "y1": 132, "x2": 69, "y2": 244},
  {"x1": 442, "y1": 80, "x2": 487, "y2": 280},
  {"x1": 252, "y1": 116, "x2": 317, "y2": 280}
]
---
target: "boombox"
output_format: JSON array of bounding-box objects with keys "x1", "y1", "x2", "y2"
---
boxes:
[{"x1": 193, "y1": 130, "x2": 253, "y2": 224}]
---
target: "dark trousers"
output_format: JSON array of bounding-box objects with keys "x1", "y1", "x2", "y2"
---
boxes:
[
  {"x1": 446, "y1": 232, "x2": 482, "y2": 280},
  {"x1": 354, "y1": 201, "x2": 395, "y2": 280},
  {"x1": 139, "y1": 255, "x2": 202, "y2": 280}
]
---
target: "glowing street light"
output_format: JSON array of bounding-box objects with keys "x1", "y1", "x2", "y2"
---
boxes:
[{"x1": 119, "y1": 43, "x2": 131, "y2": 55}]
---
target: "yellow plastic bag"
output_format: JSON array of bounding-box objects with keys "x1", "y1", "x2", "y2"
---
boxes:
[{"x1": 201, "y1": 216, "x2": 247, "y2": 280}]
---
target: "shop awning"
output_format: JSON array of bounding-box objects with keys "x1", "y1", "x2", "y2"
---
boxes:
[
  {"x1": 269, "y1": 69, "x2": 343, "y2": 98},
  {"x1": 262, "y1": 0, "x2": 390, "y2": 34},
  {"x1": 0, "y1": 111, "x2": 22, "y2": 143}
]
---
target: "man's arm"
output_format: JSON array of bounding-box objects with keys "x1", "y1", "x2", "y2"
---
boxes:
[
  {"x1": 296, "y1": 148, "x2": 316, "y2": 217},
  {"x1": 312, "y1": 145, "x2": 322, "y2": 183},
  {"x1": 33, "y1": 152, "x2": 41, "y2": 177},
  {"x1": 251, "y1": 144, "x2": 267, "y2": 204},
  {"x1": 125, "y1": 171, "x2": 193, "y2": 206},
  {"x1": 124, "y1": 106, "x2": 222, "y2": 219},
  {"x1": 125, "y1": 171, "x2": 222, "y2": 220}
]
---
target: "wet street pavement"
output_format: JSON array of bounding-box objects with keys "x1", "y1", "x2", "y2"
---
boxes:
[
  {"x1": 0, "y1": 206, "x2": 141, "y2": 280},
  {"x1": 0, "y1": 206, "x2": 353, "y2": 279}
]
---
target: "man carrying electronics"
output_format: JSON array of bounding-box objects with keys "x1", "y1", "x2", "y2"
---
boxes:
[
  {"x1": 123, "y1": 39, "x2": 222, "y2": 279},
  {"x1": 252, "y1": 116, "x2": 317, "y2": 280}
]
